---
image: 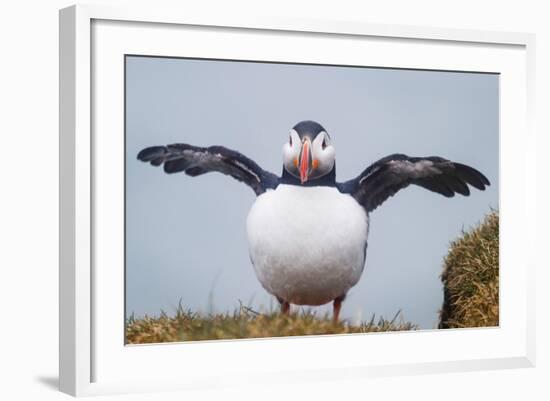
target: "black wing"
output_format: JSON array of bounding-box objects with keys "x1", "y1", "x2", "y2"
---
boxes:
[
  {"x1": 338, "y1": 154, "x2": 490, "y2": 213},
  {"x1": 137, "y1": 144, "x2": 279, "y2": 196}
]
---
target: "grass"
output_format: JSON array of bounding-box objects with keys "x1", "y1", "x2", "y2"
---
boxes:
[
  {"x1": 126, "y1": 303, "x2": 417, "y2": 344},
  {"x1": 438, "y1": 211, "x2": 499, "y2": 329}
]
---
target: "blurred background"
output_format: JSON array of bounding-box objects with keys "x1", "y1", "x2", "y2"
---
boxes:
[{"x1": 125, "y1": 55, "x2": 498, "y2": 329}]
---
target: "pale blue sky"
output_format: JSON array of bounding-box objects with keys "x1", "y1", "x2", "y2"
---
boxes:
[{"x1": 125, "y1": 56, "x2": 498, "y2": 329}]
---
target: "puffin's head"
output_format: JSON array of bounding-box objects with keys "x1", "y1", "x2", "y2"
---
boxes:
[{"x1": 283, "y1": 120, "x2": 335, "y2": 184}]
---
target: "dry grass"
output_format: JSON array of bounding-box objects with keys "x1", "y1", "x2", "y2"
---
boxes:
[
  {"x1": 439, "y1": 211, "x2": 499, "y2": 329},
  {"x1": 126, "y1": 304, "x2": 417, "y2": 344}
]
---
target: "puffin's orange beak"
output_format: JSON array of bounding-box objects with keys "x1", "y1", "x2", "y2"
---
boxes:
[{"x1": 299, "y1": 139, "x2": 311, "y2": 184}]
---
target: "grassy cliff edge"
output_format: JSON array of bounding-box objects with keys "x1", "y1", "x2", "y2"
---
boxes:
[
  {"x1": 126, "y1": 306, "x2": 416, "y2": 344},
  {"x1": 439, "y1": 211, "x2": 499, "y2": 329}
]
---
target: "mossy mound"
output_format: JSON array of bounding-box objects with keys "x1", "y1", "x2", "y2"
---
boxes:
[{"x1": 439, "y1": 211, "x2": 499, "y2": 328}]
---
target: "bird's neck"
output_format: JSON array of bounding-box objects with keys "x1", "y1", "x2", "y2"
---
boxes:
[{"x1": 280, "y1": 165, "x2": 337, "y2": 187}]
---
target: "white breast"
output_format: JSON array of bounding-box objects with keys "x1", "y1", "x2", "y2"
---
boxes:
[{"x1": 246, "y1": 184, "x2": 369, "y2": 306}]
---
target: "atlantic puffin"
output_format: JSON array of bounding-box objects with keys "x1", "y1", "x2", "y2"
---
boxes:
[{"x1": 137, "y1": 120, "x2": 490, "y2": 322}]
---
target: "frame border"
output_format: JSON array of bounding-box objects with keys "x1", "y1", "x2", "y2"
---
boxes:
[{"x1": 59, "y1": 4, "x2": 536, "y2": 396}]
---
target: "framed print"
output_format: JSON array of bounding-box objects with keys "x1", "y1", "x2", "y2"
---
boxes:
[{"x1": 59, "y1": 4, "x2": 536, "y2": 397}]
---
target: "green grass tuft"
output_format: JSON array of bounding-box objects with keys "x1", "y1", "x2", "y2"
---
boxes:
[
  {"x1": 439, "y1": 211, "x2": 499, "y2": 328},
  {"x1": 126, "y1": 303, "x2": 417, "y2": 344}
]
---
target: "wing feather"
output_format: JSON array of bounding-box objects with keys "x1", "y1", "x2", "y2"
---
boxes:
[
  {"x1": 137, "y1": 143, "x2": 279, "y2": 195},
  {"x1": 338, "y1": 154, "x2": 490, "y2": 212}
]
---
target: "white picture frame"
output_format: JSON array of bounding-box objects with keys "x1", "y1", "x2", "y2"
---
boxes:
[{"x1": 59, "y1": 3, "x2": 536, "y2": 397}]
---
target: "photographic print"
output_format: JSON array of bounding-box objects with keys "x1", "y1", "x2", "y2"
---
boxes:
[{"x1": 125, "y1": 56, "x2": 498, "y2": 344}]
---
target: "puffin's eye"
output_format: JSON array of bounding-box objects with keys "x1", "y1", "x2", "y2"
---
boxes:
[
  {"x1": 289, "y1": 135, "x2": 293, "y2": 146},
  {"x1": 321, "y1": 133, "x2": 330, "y2": 150}
]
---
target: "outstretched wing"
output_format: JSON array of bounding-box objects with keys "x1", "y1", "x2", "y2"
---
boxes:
[
  {"x1": 338, "y1": 154, "x2": 490, "y2": 213},
  {"x1": 137, "y1": 144, "x2": 279, "y2": 195}
]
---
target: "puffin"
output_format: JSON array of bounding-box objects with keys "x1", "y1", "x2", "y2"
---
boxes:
[{"x1": 137, "y1": 120, "x2": 490, "y2": 322}]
